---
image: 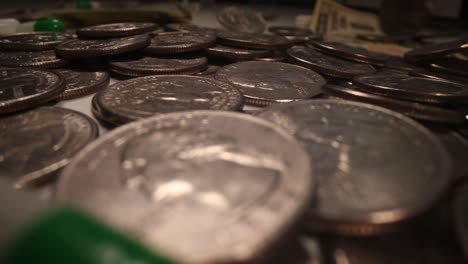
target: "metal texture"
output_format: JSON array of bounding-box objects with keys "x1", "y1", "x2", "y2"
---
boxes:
[
  {"x1": 0, "y1": 50, "x2": 67, "y2": 69},
  {"x1": 217, "y1": 6, "x2": 266, "y2": 33},
  {"x1": 54, "y1": 69, "x2": 109, "y2": 100},
  {"x1": 77, "y1": 23, "x2": 157, "y2": 38},
  {"x1": 0, "y1": 32, "x2": 76, "y2": 51},
  {"x1": 144, "y1": 31, "x2": 216, "y2": 54},
  {"x1": 217, "y1": 31, "x2": 291, "y2": 50}
]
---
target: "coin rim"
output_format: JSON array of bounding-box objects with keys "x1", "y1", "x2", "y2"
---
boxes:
[{"x1": 76, "y1": 23, "x2": 158, "y2": 38}]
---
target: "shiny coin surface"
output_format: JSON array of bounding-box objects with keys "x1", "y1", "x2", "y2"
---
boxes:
[
  {"x1": 76, "y1": 22, "x2": 157, "y2": 38},
  {"x1": 353, "y1": 73, "x2": 468, "y2": 104},
  {"x1": 0, "y1": 106, "x2": 97, "y2": 188},
  {"x1": 257, "y1": 100, "x2": 450, "y2": 235},
  {"x1": 144, "y1": 31, "x2": 216, "y2": 54},
  {"x1": 425, "y1": 57, "x2": 468, "y2": 78},
  {"x1": 269, "y1": 26, "x2": 319, "y2": 44},
  {"x1": 286, "y1": 46, "x2": 376, "y2": 79},
  {"x1": 0, "y1": 50, "x2": 67, "y2": 69},
  {"x1": 307, "y1": 40, "x2": 390, "y2": 65},
  {"x1": 217, "y1": 6, "x2": 266, "y2": 33},
  {"x1": 57, "y1": 111, "x2": 313, "y2": 263},
  {"x1": 53, "y1": 69, "x2": 110, "y2": 100},
  {"x1": 96, "y1": 75, "x2": 243, "y2": 124},
  {"x1": 0, "y1": 32, "x2": 76, "y2": 51},
  {"x1": 55, "y1": 34, "x2": 150, "y2": 59},
  {"x1": 164, "y1": 23, "x2": 219, "y2": 35},
  {"x1": 455, "y1": 184, "x2": 468, "y2": 261},
  {"x1": 322, "y1": 84, "x2": 467, "y2": 124},
  {"x1": 207, "y1": 44, "x2": 272, "y2": 60},
  {"x1": 409, "y1": 69, "x2": 468, "y2": 85},
  {"x1": 404, "y1": 38, "x2": 468, "y2": 61},
  {"x1": 109, "y1": 54, "x2": 208, "y2": 77},
  {"x1": 195, "y1": 64, "x2": 220, "y2": 77},
  {"x1": 255, "y1": 51, "x2": 287, "y2": 62},
  {"x1": 215, "y1": 61, "x2": 326, "y2": 106},
  {"x1": 0, "y1": 68, "x2": 65, "y2": 114},
  {"x1": 217, "y1": 31, "x2": 291, "y2": 50}
]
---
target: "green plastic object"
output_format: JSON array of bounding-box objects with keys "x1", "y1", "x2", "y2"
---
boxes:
[
  {"x1": 2, "y1": 207, "x2": 176, "y2": 264},
  {"x1": 34, "y1": 19, "x2": 66, "y2": 32},
  {"x1": 76, "y1": 0, "x2": 93, "y2": 9}
]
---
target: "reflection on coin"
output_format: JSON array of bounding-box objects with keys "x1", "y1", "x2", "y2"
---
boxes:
[
  {"x1": 0, "y1": 107, "x2": 97, "y2": 188},
  {"x1": 164, "y1": 23, "x2": 219, "y2": 35},
  {"x1": 322, "y1": 84, "x2": 467, "y2": 124},
  {"x1": 207, "y1": 44, "x2": 272, "y2": 60},
  {"x1": 255, "y1": 51, "x2": 287, "y2": 62},
  {"x1": 0, "y1": 32, "x2": 76, "y2": 51},
  {"x1": 425, "y1": 57, "x2": 468, "y2": 78},
  {"x1": 217, "y1": 31, "x2": 291, "y2": 50},
  {"x1": 215, "y1": 61, "x2": 326, "y2": 106},
  {"x1": 57, "y1": 111, "x2": 313, "y2": 263},
  {"x1": 286, "y1": 46, "x2": 376, "y2": 79},
  {"x1": 307, "y1": 40, "x2": 390, "y2": 65},
  {"x1": 77, "y1": 23, "x2": 157, "y2": 38},
  {"x1": 55, "y1": 34, "x2": 150, "y2": 59},
  {"x1": 53, "y1": 69, "x2": 110, "y2": 100},
  {"x1": 195, "y1": 64, "x2": 220, "y2": 77},
  {"x1": 353, "y1": 73, "x2": 468, "y2": 104},
  {"x1": 109, "y1": 54, "x2": 208, "y2": 77},
  {"x1": 96, "y1": 75, "x2": 243, "y2": 124},
  {"x1": 404, "y1": 38, "x2": 468, "y2": 61},
  {"x1": 409, "y1": 68, "x2": 468, "y2": 85},
  {"x1": 0, "y1": 68, "x2": 65, "y2": 114},
  {"x1": 455, "y1": 184, "x2": 468, "y2": 261},
  {"x1": 257, "y1": 100, "x2": 450, "y2": 235},
  {"x1": 217, "y1": 6, "x2": 266, "y2": 33},
  {"x1": 0, "y1": 50, "x2": 67, "y2": 69},
  {"x1": 430, "y1": 129, "x2": 468, "y2": 182},
  {"x1": 269, "y1": 26, "x2": 319, "y2": 44},
  {"x1": 144, "y1": 31, "x2": 216, "y2": 54}
]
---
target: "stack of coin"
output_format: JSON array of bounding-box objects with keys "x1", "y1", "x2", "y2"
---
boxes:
[{"x1": 1, "y1": 8, "x2": 468, "y2": 263}]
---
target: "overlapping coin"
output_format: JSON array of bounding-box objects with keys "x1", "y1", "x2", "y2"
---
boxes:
[
  {"x1": 0, "y1": 32, "x2": 76, "y2": 51},
  {"x1": 144, "y1": 31, "x2": 216, "y2": 54},
  {"x1": 77, "y1": 22, "x2": 157, "y2": 38},
  {"x1": 217, "y1": 6, "x2": 266, "y2": 33},
  {"x1": 53, "y1": 69, "x2": 110, "y2": 100},
  {"x1": 0, "y1": 50, "x2": 67, "y2": 68}
]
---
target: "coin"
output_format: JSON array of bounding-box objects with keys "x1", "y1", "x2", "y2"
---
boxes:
[
  {"x1": 0, "y1": 50, "x2": 67, "y2": 69},
  {"x1": 409, "y1": 68, "x2": 468, "y2": 85},
  {"x1": 286, "y1": 46, "x2": 376, "y2": 79},
  {"x1": 454, "y1": 184, "x2": 468, "y2": 261},
  {"x1": 268, "y1": 26, "x2": 319, "y2": 44},
  {"x1": 195, "y1": 64, "x2": 220, "y2": 77},
  {"x1": 0, "y1": 106, "x2": 97, "y2": 188},
  {"x1": 109, "y1": 54, "x2": 208, "y2": 77},
  {"x1": 217, "y1": 31, "x2": 291, "y2": 50},
  {"x1": 144, "y1": 31, "x2": 216, "y2": 55},
  {"x1": 257, "y1": 100, "x2": 450, "y2": 235},
  {"x1": 164, "y1": 23, "x2": 219, "y2": 35},
  {"x1": 53, "y1": 69, "x2": 110, "y2": 100},
  {"x1": 430, "y1": 129, "x2": 468, "y2": 183},
  {"x1": 322, "y1": 84, "x2": 467, "y2": 124},
  {"x1": 0, "y1": 32, "x2": 76, "y2": 51},
  {"x1": 207, "y1": 44, "x2": 272, "y2": 60},
  {"x1": 0, "y1": 68, "x2": 65, "y2": 114},
  {"x1": 404, "y1": 38, "x2": 468, "y2": 61},
  {"x1": 215, "y1": 61, "x2": 326, "y2": 106},
  {"x1": 57, "y1": 110, "x2": 313, "y2": 263},
  {"x1": 255, "y1": 51, "x2": 287, "y2": 62},
  {"x1": 353, "y1": 72, "x2": 468, "y2": 104},
  {"x1": 96, "y1": 75, "x2": 243, "y2": 124},
  {"x1": 424, "y1": 57, "x2": 468, "y2": 78},
  {"x1": 383, "y1": 56, "x2": 424, "y2": 72},
  {"x1": 55, "y1": 34, "x2": 150, "y2": 59},
  {"x1": 76, "y1": 22, "x2": 157, "y2": 38},
  {"x1": 307, "y1": 40, "x2": 391, "y2": 65},
  {"x1": 217, "y1": 6, "x2": 266, "y2": 33}
]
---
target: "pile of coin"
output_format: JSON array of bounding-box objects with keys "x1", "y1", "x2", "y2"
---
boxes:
[{"x1": 1, "y1": 5, "x2": 468, "y2": 263}]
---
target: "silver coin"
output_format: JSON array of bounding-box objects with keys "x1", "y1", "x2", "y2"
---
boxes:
[
  {"x1": 0, "y1": 68, "x2": 65, "y2": 114},
  {"x1": 55, "y1": 34, "x2": 150, "y2": 59},
  {"x1": 54, "y1": 69, "x2": 110, "y2": 100},
  {"x1": 217, "y1": 31, "x2": 291, "y2": 50},
  {"x1": 0, "y1": 32, "x2": 76, "y2": 51},
  {"x1": 96, "y1": 75, "x2": 243, "y2": 124},
  {"x1": 0, "y1": 50, "x2": 67, "y2": 69},
  {"x1": 57, "y1": 111, "x2": 313, "y2": 263},
  {"x1": 207, "y1": 44, "x2": 272, "y2": 60},
  {"x1": 217, "y1": 6, "x2": 266, "y2": 33},
  {"x1": 0, "y1": 107, "x2": 97, "y2": 188},
  {"x1": 256, "y1": 100, "x2": 450, "y2": 235},
  {"x1": 77, "y1": 22, "x2": 157, "y2": 38},
  {"x1": 307, "y1": 41, "x2": 391, "y2": 65},
  {"x1": 215, "y1": 61, "x2": 326, "y2": 106},
  {"x1": 353, "y1": 72, "x2": 468, "y2": 104},
  {"x1": 286, "y1": 46, "x2": 376, "y2": 79},
  {"x1": 268, "y1": 26, "x2": 319, "y2": 44},
  {"x1": 144, "y1": 31, "x2": 216, "y2": 54},
  {"x1": 109, "y1": 54, "x2": 208, "y2": 77}
]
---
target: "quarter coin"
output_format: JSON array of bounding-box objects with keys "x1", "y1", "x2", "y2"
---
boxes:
[{"x1": 77, "y1": 22, "x2": 157, "y2": 38}]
